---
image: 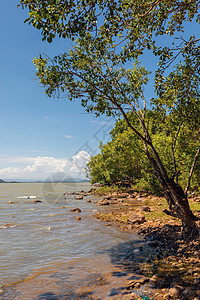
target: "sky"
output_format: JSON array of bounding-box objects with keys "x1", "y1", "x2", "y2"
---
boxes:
[
  {"x1": 0, "y1": 1, "x2": 116, "y2": 181},
  {"x1": 0, "y1": 2, "x2": 199, "y2": 181}
]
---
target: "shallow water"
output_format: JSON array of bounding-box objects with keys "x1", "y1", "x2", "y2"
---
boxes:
[{"x1": 0, "y1": 183, "x2": 142, "y2": 299}]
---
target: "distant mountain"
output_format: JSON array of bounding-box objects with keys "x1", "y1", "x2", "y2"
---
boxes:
[{"x1": 0, "y1": 178, "x2": 89, "y2": 183}]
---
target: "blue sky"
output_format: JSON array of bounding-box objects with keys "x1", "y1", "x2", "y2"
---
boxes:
[
  {"x1": 0, "y1": 2, "x2": 199, "y2": 181},
  {"x1": 0, "y1": 1, "x2": 116, "y2": 180}
]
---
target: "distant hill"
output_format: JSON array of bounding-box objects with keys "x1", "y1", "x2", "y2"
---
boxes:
[{"x1": 0, "y1": 179, "x2": 5, "y2": 183}]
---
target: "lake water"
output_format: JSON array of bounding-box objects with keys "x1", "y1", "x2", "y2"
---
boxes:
[{"x1": 0, "y1": 183, "x2": 142, "y2": 299}]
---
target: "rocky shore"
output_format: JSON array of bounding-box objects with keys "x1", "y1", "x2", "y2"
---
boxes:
[{"x1": 79, "y1": 188, "x2": 200, "y2": 300}]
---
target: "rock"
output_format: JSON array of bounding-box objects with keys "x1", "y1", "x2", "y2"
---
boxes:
[
  {"x1": 64, "y1": 192, "x2": 75, "y2": 195},
  {"x1": 182, "y1": 288, "x2": 196, "y2": 300},
  {"x1": 70, "y1": 208, "x2": 81, "y2": 212},
  {"x1": 4, "y1": 224, "x2": 12, "y2": 228},
  {"x1": 32, "y1": 200, "x2": 42, "y2": 203},
  {"x1": 76, "y1": 217, "x2": 81, "y2": 220},
  {"x1": 109, "y1": 199, "x2": 118, "y2": 204},
  {"x1": 139, "y1": 206, "x2": 151, "y2": 212},
  {"x1": 148, "y1": 240, "x2": 159, "y2": 247},
  {"x1": 137, "y1": 228, "x2": 146, "y2": 235},
  {"x1": 149, "y1": 275, "x2": 158, "y2": 286},
  {"x1": 128, "y1": 214, "x2": 145, "y2": 224},
  {"x1": 86, "y1": 199, "x2": 92, "y2": 203},
  {"x1": 97, "y1": 199, "x2": 109, "y2": 206},
  {"x1": 169, "y1": 287, "x2": 179, "y2": 298},
  {"x1": 75, "y1": 195, "x2": 83, "y2": 200},
  {"x1": 127, "y1": 276, "x2": 149, "y2": 289},
  {"x1": 136, "y1": 197, "x2": 143, "y2": 201},
  {"x1": 163, "y1": 293, "x2": 170, "y2": 300},
  {"x1": 117, "y1": 193, "x2": 128, "y2": 198},
  {"x1": 104, "y1": 195, "x2": 111, "y2": 200}
]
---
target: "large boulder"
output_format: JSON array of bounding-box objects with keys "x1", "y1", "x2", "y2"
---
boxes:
[{"x1": 128, "y1": 214, "x2": 145, "y2": 224}]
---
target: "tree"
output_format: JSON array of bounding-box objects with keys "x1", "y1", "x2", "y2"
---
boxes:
[
  {"x1": 86, "y1": 129, "x2": 143, "y2": 187},
  {"x1": 19, "y1": 1, "x2": 200, "y2": 240},
  {"x1": 87, "y1": 112, "x2": 200, "y2": 194}
]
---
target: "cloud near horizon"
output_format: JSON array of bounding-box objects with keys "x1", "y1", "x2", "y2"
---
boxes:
[{"x1": 0, "y1": 151, "x2": 90, "y2": 180}]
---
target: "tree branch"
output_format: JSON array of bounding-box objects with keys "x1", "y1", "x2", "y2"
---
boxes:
[
  {"x1": 185, "y1": 145, "x2": 200, "y2": 195},
  {"x1": 171, "y1": 120, "x2": 184, "y2": 183}
]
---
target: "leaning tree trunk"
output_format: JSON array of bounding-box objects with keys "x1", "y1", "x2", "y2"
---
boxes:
[
  {"x1": 163, "y1": 179, "x2": 199, "y2": 241},
  {"x1": 146, "y1": 142, "x2": 200, "y2": 241}
]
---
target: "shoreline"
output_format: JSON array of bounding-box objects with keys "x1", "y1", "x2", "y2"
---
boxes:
[
  {"x1": 1, "y1": 186, "x2": 200, "y2": 299},
  {"x1": 91, "y1": 189, "x2": 200, "y2": 299}
]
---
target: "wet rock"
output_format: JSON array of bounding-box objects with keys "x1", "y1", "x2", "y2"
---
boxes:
[
  {"x1": 64, "y1": 192, "x2": 75, "y2": 195},
  {"x1": 128, "y1": 214, "x2": 145, "y2": 224},
  {"x1": 70, "y1": 208, "x2": 81, "y2": 212},
  {"x1": 86, "y1": 199, "x2": 92, "y2": 203},
  {"x1": 127, "y1": 276, "x2": 149, "y2": 289},
  {"x1": 4, "y1": 224, "x2": 13, "y2": 228},
  {"x1": 97, "y1": 199, "x2": 109, "y2": 205},
  {"x1": 32, "y1": 200, "x2": 42, "y2": 203},
  {"x1": 75, "y1": 195, "x2": 83, "y2": 200}
]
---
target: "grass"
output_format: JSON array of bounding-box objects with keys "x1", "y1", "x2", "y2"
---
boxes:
[{"x1": 94, "y1": 185, "x2": 125, "y2": 195}]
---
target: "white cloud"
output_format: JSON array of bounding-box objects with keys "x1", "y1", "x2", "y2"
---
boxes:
[
  {"x1": 70, "y1": 151, "x2": 91, "y2": 174},
  {"x1": 64, "y1": 134, "x2": 73, "y2": 139},
  {"x1": 0, "y1": 152, "x2": 90, "y2": 180}
]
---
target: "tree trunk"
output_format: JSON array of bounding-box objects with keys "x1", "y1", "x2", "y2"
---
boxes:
[
  {"x1": 145, "y1": 142, "x2": 199, "y2": 241},
  {"x1": 163, "y1": 180, "x2": 199, "y2": 241}
]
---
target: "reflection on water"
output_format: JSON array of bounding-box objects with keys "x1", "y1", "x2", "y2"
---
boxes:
[{"x1": 0, "y1": 183, "x2": 140, "y2": 299}]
